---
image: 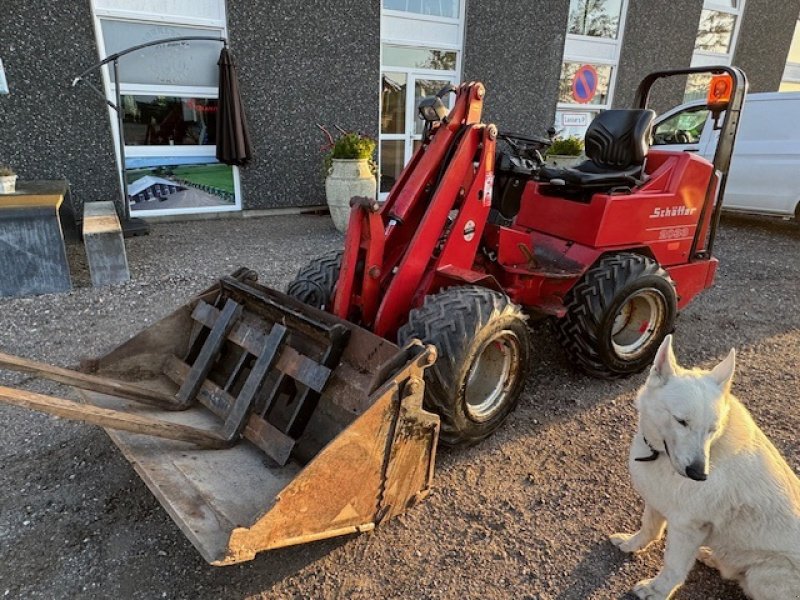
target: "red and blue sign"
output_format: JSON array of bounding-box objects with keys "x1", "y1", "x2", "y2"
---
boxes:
[{"x1": 571, "y1": 64, "x2": 598, "y2": 104}]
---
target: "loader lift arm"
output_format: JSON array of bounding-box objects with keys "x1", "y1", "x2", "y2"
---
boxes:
[{"x1": 333, "y1": 82, "x2": 498, "y2": 338}]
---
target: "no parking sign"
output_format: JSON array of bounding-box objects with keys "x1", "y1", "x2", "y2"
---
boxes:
[{"x1": 571, "y1": 64, "x2": 598, "y2": 104}]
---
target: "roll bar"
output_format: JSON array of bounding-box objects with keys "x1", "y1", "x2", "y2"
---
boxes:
[{"x1": 634, "y1": 66, "x2": 748, "y2": 259}]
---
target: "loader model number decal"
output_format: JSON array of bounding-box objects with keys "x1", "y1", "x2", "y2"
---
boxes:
[
  {"x1": 464, "y1": 220, "x2": 477, "y2": 242},
  {"x1": 650, "y1": 206, "x2": 697, "y2": 219},
  {"x1": 658, "y1": 226, "x2": 690, "y2": 240}
]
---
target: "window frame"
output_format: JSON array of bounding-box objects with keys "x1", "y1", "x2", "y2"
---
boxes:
[{"x1": 90, "y1": 1, "x2": 242, "y2": 216}]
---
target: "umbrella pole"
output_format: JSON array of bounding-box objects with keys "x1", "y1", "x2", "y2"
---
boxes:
[{"x1": 112, "y1": 58, "x2": 149, "y2": 237}]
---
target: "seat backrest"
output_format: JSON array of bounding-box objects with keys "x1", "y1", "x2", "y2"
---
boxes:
[{"x1": 584, "y1": 109, "x2": 656, "y2": 169}]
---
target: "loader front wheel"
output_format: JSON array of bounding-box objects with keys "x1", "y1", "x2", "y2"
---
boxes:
[
  {"x1": 555, "y1": 253, "x2": 676, "y2": 379},
  {"x1": 398, "y1": 286, "x2": 532, "y2": 447},
  {"x1": 285, "y1": 249, "x2": 343, "y2": 310}
]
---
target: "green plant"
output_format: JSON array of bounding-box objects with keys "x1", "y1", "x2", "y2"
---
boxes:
[
  {"x1": 547, "y1": 136, "x2": 584, "y2": 156},
  {"x1": 318, "y1": 125, "x2": 377, "y2": 175},
  {"x1": 0, "y1": 166, "x2": 15, "y2": 177}
]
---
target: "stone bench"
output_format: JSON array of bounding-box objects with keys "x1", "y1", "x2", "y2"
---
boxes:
[
  {"x1": 0, "y1": 180, "x2": 72, "y2": 298},
  {"x1": 82, "y1": 201, "x2": 130, "y2": 287}
]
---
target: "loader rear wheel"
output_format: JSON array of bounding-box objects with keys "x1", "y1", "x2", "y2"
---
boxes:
[
  {"x1": 398, "y1": 286, "x2": 532, "y2": 447},
  {"x1": 285, "y1": 249, "x2": 343, "y2": 310},
  {"x1": 555, "y1": 253, "x2": 676, "y2": 379}
]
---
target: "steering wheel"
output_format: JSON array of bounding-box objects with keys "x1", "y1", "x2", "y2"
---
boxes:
[{"x1": 674, "y1": 130, "x2": 691, "y2": 144}]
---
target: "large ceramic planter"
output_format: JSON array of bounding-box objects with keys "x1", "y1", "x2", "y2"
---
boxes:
[
  {"x1": 325, "y1": 159, "x2": 376, "y2": 233},
  {"x1": 546, "y1": 154, "x2": 584, "y2": 169},
  {"x1": 0, "y1": 175, "x2": 17, "y2": 194}
]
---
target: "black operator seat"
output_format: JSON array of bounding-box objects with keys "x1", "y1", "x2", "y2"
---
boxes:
[{"x1": 539, "y1": 109, "x2": 656, "y2": 191}]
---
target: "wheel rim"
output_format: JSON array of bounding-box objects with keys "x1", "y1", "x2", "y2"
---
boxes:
[
  {"x1": 464, "y1": 331, "x2": 521, "y2": 422},
  {"x1": 611, "y1": 288, "x2": 666, "y2": 360}
]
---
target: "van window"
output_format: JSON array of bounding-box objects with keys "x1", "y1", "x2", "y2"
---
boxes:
[{"x1": 653, "y1": 107, "x2": 709, "y2": 145}]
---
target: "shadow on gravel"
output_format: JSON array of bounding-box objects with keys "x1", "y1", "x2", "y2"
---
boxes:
[
  {"x1": 551, "y1": 541, "x2": 747, "y2": 600},
  {"x1": 552, "y1": 540, "x2": 622, "y2": 600}
]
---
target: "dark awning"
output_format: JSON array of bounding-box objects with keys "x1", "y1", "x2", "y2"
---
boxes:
[{"x1": 216, "y1": 47, "x2": 252, "y2": 166}]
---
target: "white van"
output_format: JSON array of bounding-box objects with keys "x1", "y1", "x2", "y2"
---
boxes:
[{"x1": 652, "y1": 92, "x2": 800, "y2": 220}]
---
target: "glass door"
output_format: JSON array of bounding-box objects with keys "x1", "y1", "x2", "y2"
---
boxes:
[{"x1": 380, "y1": 72, "x2": 456, "y2": 196}]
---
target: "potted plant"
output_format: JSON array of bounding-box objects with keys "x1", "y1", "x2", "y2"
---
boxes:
[
  {"x1": 0, "y1": 166, "x2": 17, "y2": 194},
  {"x1": 319, "y1": 125, "x2": 377, "y2": 232},
  {"x1": 546, "y1": 136, "x2": 585, "y2": 169}
]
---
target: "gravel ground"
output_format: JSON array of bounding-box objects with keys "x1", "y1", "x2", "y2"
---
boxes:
[{"x1": 0, "y1": 213, "x2": 797, "y2": 600}]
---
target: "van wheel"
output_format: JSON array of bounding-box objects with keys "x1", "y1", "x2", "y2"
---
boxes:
[
  {"x1": 555, "y1": 253, "x2": 677, "y2": 379},
  {"x1": 398, "y1": 286, "x2": 533, "y2": 447},
  {"x1": 285, "y1": 250, "x2": 343, "y2": 310}
]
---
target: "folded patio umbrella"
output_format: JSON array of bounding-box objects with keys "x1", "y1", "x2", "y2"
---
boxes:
[{"x1": 216, "y1": 47, "x2": 252, "y2": 166}]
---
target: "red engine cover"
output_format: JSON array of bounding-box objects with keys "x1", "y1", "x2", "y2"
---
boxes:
[{"x1": 514, "y1": 150, "x2": 717, "y2": 267}]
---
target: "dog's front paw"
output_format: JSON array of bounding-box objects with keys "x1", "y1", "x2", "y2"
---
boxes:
[
  {"x1": 632, "y1": 578, "x2": 672, "y2": 600},
  {"x1": 610, "y1": 531, "x2": 647, "y2": 553},
  {"x1": 696, "y1": 546, "x2": 716, "y2": 568}
]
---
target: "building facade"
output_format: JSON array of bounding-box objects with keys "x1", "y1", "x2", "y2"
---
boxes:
[{"x1": 1, "y1": 0, "x2": 799, "y2": 218}]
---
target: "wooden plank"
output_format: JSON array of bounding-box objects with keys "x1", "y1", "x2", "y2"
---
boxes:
[
  {"x1": 244, "y1": 417, "x2": 295, "y2": 466},
  {"x1": 220, "y1": 277, "x2": 337, "y2": 340},
  {"x1": 0, "y1": 385, "x2": 226, "y2": 448},
  {"x1": 258, "y1": 372, "x2": 287, "y2": 419},
  {"x1": 176, "y1": 299, "x2": 242, "y2": 409},
  {"x1": 162, "y1": 355, "x2": 234, "y2": 419},
  {"x1": 163, "y1": 354, "x2": 296, "y2": 465},
  {"x1": 190, "y1": 302, "x2": 331, "y2": 393},
  {"x1": 223, "y1": 349, "x2": 250, "y2": 392},
  {"x1": 0, "y1": 351, "x2": 177, "y2": 408},
  {"x1": 284, "y1": 326, "x2": 349, "y2": 438},
  {"x1": 220, "y1": 324, "x2": 287, "y2": 440}
]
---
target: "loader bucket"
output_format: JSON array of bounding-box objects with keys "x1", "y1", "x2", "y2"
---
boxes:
[{"x1": 0, "y1": 269, "x2": 439, "y2": 565}]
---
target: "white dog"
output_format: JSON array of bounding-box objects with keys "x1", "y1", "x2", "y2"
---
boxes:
[{"x1": 610, "y1": 335, "x2": 800, "y2": 600}]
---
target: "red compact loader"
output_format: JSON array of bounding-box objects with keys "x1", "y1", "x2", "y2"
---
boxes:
[
  {"x1": 287, "y1": 66, "x2": 747, "y2": 446},
  {"x1": 0, "y1": 67, "x2": 745, "y2": 564}
]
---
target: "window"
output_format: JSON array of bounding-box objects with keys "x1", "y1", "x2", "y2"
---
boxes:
[
  {"x1": 694, "y1": 9, "x2": 736, "y2": 53},
  {"x1": 382, "y1": 46, "x2": 457, "y2": 71},
  {"x1": 685, "y1": 73, "x2": 712, "y2": 102},
  {"x1": 383, "y1": 0, "x2": 460, "y2": 19},
  {"x1": 781, "y1": 18, "x2": 800, "y2": 92},
  {"x1": 787, "y1": 18, "x2": 800, "y2": 64},
  {"x1": 99, "y1": 20, "x2": 222, "y2": 87},
  {"x1": 122, "y1": 96, "x2": 218, "y2": 146},
  {"x1": 567, "y1": 0, "x2": 624, "y2": 39},
  {"x1": 653, "y1": 107, "x2": 710, "y2": 145},
  {"x1": 381, "y1": 73, "x2": 408, "y2": 135},
  {"x1": 92, "y1": 0, "x2": 239, "y2": 217}
]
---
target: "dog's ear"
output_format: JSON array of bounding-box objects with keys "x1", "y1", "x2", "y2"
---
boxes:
[
  {"x1": 649, "y1": 334, "x2": 677, "y2": 386},
  {"x1": 710, "y1": 348, "x2": 736, "y2": 391}
]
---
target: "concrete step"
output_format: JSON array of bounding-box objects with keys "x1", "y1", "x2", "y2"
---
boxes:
[{"x1": 83, "y1": 201, "x2": 130, "y2": 287}]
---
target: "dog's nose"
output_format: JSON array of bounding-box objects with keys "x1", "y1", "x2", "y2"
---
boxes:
[{"x1": 685, "y1": 462, "x2": 707, "y2": 481}]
